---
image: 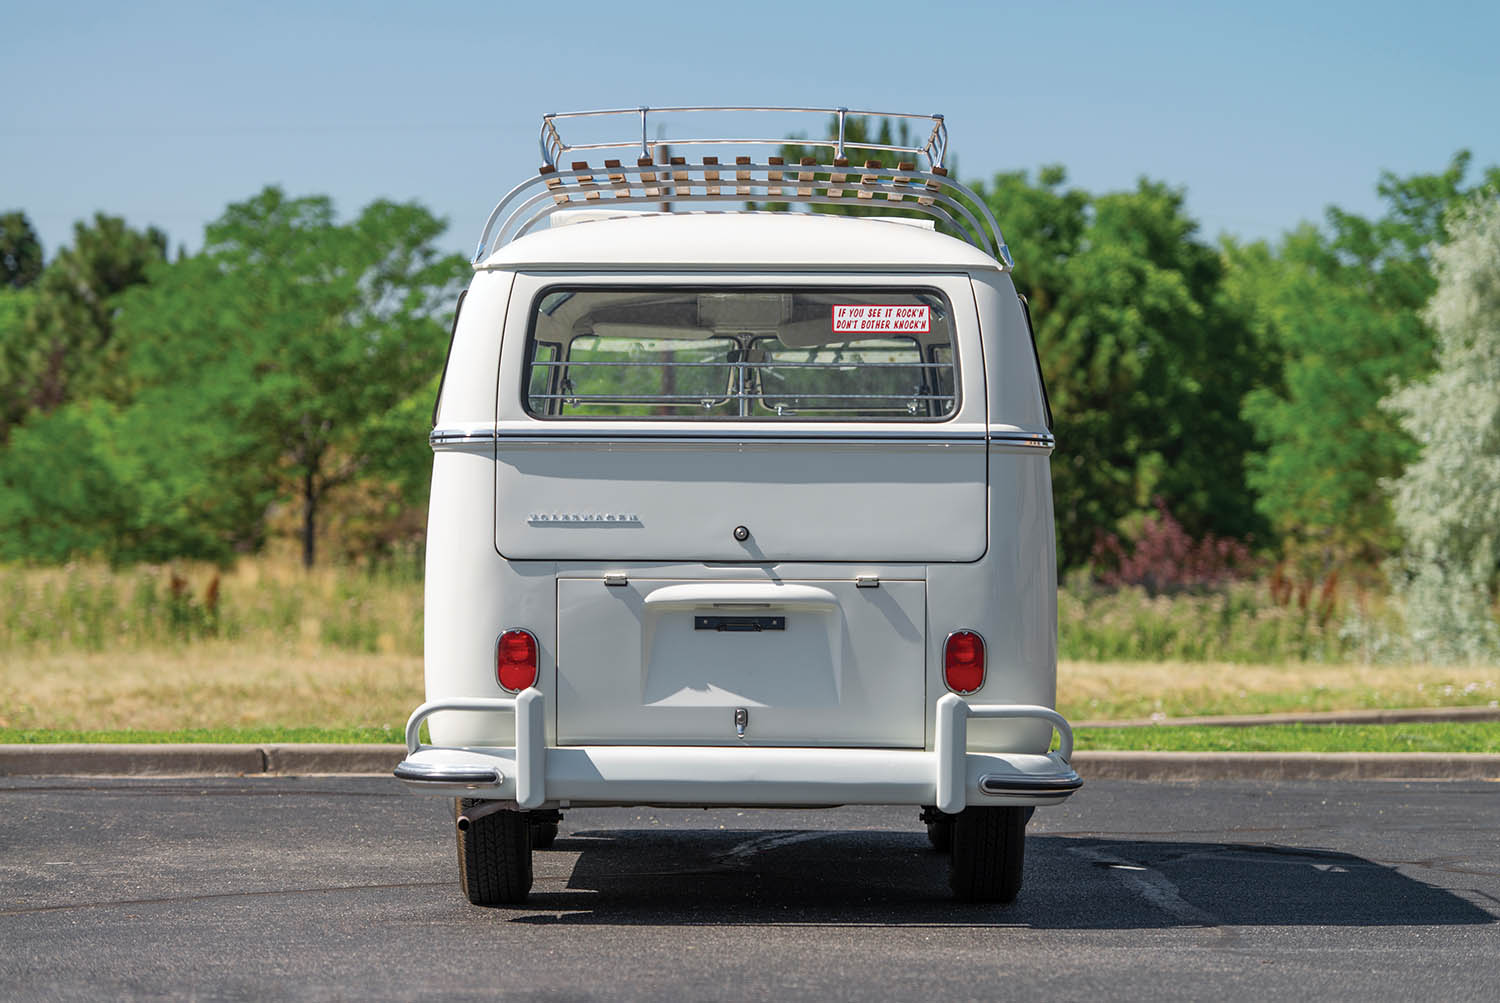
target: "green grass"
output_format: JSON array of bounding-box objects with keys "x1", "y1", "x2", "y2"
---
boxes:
[
  {"x1": 0, "y1": 725, "x2": 408, "y2": 745},
  {"x1": 5, "y1": 723, "x2": 1497, "y2": 753},
  {"x1": 1075, "y1": 722, "x2": 1500, "y2": 753}
]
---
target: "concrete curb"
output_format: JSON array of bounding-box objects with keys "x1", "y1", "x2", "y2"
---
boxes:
[
  {"x1": 2, "y1": 744, "x2": 1497, "y2": 782},
  {"x1": 1072, "y1": 751, "x2": 1500, "y2": 781},
  {"x1": 0, "y1": 744, "x2": 402, "y2": 778},
  {"x1": 1077, "y1": 705, "x2": 1500, "y2": 729}
]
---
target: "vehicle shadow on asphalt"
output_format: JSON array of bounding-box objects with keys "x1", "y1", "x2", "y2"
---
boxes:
[{"x1": 505, "y1": 829, "x2": 1499, "y2": 929}]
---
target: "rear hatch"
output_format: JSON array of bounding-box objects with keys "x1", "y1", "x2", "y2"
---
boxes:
[
  {"x1": 556, "y1": 577, "x2": 926, "y2": 747},
  {"x1": 498, "y1": 279, "x2": 987, "y2": 746}
]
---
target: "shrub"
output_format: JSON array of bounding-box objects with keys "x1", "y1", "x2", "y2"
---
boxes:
[{"x1": 1091, "y1": 498, "x2": 1258, "y2": 595}]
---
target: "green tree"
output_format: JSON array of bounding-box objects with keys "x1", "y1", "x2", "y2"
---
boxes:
[
  {"x1": 1382, "y1": 196, "x2": 1500, "y2": 661},
  {"x1": 10, "y1": 213, "x2": 166, "y2": 418},
  {"x1": 0, "y1": 285, "x2": 38, "y2": 430},
  {"x1": 978, "y1": 168, "x2": 1269, "y2": 569},
  {"x1": 1, "y1": 211, "x2": 43, "y2": 289},
  {"x1": 0, "y1": 395, "x2": 255, "y2": 564},
  {"x1": 0, "y1": 404, "x2": 125, "y2": 562},
  {"x1": 114, "y1": 187, "x2": 468, "y2": 567},
  {"x1": 1233, "y1": 152, "x2": 1500, "y2": 571}
]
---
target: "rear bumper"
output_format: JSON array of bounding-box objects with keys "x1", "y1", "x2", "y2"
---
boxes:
[{"x1": 394, "y1": 690, "x2": 1081, "y2": 812}]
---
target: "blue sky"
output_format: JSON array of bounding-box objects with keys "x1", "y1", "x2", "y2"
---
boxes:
[{"x1": 5, "y1": 0, "x2": 1496, "y2": 261}]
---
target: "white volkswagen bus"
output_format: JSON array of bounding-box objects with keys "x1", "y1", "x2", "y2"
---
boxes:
[{"x1": 396, "y1": 107, "x2": 1081, "y2": 905}]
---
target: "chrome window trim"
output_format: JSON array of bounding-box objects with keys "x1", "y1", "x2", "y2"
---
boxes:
[
  {"x1": 989, "y1": 431, "x2": 1055, "y2": 449},
  {"x1": 520, "y1": 283, "x2": 964, "y2": 424}
]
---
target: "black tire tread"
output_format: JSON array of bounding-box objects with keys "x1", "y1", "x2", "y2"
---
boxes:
[
  {"x1": 926, "y1": 819, "x2": 954, "y2": 853},
  {"x1": 530, "y1": 820, "x2": 559, "y2": 849},
  {"x1": 455, "y1": 798, "x2": 533, "y2": 905},
  {"x1": 949, "y1": 806, "x2": 1026, "y2": 903}
]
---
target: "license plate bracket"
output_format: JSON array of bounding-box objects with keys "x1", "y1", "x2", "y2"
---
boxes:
[{"x1": 693, "y1": 615, "x2": 786, "y2": 632}]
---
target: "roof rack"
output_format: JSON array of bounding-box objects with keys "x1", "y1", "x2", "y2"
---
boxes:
[{"x1": 473, "y1": 106, "x2": 1011, "y2": 269}]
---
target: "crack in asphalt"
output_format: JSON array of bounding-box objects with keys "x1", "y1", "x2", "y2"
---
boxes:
[{"x1": 0, "y1": 879, "x2": 450, "y2": 917}]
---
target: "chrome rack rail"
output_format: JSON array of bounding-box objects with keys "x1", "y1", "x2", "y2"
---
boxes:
[{"x1": 474, "y1": 106, "x2": 1011, "y2": 268}]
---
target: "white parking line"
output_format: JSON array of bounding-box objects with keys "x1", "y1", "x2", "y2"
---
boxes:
[{"x1": 1070, "y1": 846, "x2": 1218, "y2": 925}]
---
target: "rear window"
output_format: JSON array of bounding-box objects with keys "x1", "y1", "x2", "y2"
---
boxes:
[{"x1": 524, "y1": 288, "x2": 957, "y2": 420}]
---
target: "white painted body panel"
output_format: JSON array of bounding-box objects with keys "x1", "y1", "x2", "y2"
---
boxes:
[
  {"x1": 556, "y1": 577, "x2": 926, "y2": 746},
  {"x1": 478, "y1": 213, "x2": 1003, "y2": 274},
  {"x1": 414, "y1": 212, "x2": 1071, "y2": 808},
  {"x1": 496, "y1": 439, "x2": 986, "y2": 562}
]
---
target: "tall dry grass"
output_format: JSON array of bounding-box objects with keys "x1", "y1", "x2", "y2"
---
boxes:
[
  {"x1": 0, "y1": 646, "x2": 420, "y2": 731},
  {"x1": 4, "y1": 559, "x2": 1498, "y2": 731},
  {"x1": 1, "y1": 558, "x2": 422, "y2": 655},
  {"x1": 1059, "y1": 659, "x2": 1500, "y2": 721},
  {"x1": 1, "y1": 559, "x2": 425, "y2": 731},
  {"x1": 1058, "y1": 580, "x2": 1408, "y2": 664}
]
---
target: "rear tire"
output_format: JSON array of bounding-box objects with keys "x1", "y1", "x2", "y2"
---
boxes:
[
  {"x1": 455, "y1": 798, "x2": 533, "y2": 905},
  {"x1": 530, "y1": 820, "x2": 559, "y2": 849},
  {"x1": 949, "y1": 806, "x2": 1026, "y2": 903},
  {"x1": 926, "y1": 818, "x2": 954, "y2": 853}
]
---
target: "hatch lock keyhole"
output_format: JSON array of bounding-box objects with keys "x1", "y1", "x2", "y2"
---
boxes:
[{"x1": 733, "y1": 525, "x2": 750, "y2": 542}]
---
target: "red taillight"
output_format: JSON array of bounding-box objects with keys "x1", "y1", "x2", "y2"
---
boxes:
[
  {"x1": 497, "y1": 629, "x2": 538, "y2": 692},
  {"x1": 944, "y1": 630, "x2": 985, "y2": 694}
]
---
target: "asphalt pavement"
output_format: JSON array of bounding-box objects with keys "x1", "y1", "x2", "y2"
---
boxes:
[{"x1": 2, "y1": 777, "x2": 1497, "y2": 1000}]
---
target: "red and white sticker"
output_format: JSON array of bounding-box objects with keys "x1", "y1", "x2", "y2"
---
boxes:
[{"x1": 832, "y1": 304, "x2": 930, "y2": 334}]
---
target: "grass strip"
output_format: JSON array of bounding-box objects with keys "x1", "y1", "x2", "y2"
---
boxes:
[
  {"x1": 4, "y1": 723, "x2": 1498, "y2": 754},
  {"x1": 0, "y1": 725, "x2": 407, "y2": 745},
  {"x1": 1075, "y1": 722, "x2": 1500, "y2": 754}
]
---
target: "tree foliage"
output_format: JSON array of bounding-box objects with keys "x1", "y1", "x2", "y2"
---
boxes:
[
  {"x1": 978, "y1": 167, "x2": 1269, "y2": 569},
  {"x1": 1382, "y1": 196, "x2": 1500, "y2": 661},
  {"x1": 1, "y1": 211, "x2": 43, "y2": 289},
  {"x1": 3, "y1": 150, "x2": 1498, "y2": 583},
  {"x1": 1233, "y1": 152, "x2": 1500, "y2": 571},
  {"x1": 2, "y1": 213, "x2": 166, "y2": 428},
  {"x1": 113, "y1": 187, "x2": 468, "y2": 566},
  {"x1": 0, "y1": 189, "x2": 467, "y2": 566}
]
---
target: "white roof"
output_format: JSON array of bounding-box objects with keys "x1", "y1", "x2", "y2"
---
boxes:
[{"x1": 477, "y1": 212, "x2": 1005, "y2": 273}]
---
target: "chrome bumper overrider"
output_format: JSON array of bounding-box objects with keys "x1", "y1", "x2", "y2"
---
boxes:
[{"x1": 394, "y1": 690, "x2": 1081, "y2": 812}]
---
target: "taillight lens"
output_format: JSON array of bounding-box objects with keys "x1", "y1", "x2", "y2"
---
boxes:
[
  {"x1": 944, "y1": 630, "x2": 985, "y2": 694},
  {"x1": 497, "y1": 629, "x2": 538, "y2": 692}
]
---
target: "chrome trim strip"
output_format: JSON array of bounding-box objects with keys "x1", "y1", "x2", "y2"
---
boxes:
[
  {"x1": 977, "y1": 774, "x2": 1084, "y2": 797},
  {"x1": 493, "y1": 435, "x2": 987, "y2": 447},
  {"x1": 393, "y1": 761, "x2": 502, "y2": 786},
  {"x1": 430, "y1": 427, "x2": 497, "y2": 446},
  {"x1": 989, "y1": 431, "x2": 1055, "y2": 449},
  {"x1": 435, "y1": 427, "x2": 1049, "y2": 448}
]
